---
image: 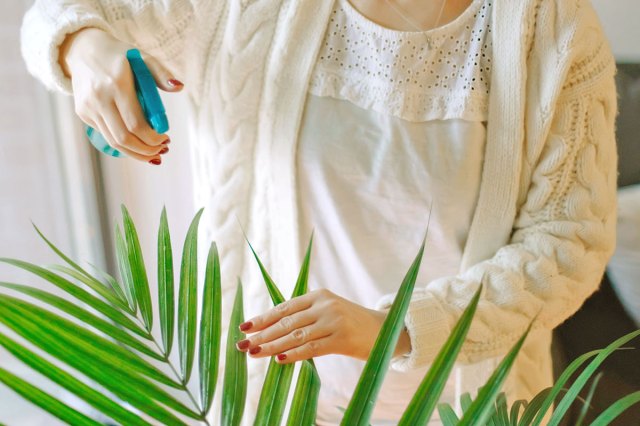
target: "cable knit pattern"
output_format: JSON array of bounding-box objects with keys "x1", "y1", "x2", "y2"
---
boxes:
[{"x1": 21, "y1": 0, "x2": 618, "y2": 417}]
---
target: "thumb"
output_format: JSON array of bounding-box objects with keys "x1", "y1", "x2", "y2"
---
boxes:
[{"x1": 142, "y1": 54, "x2": 184, "y2": 92}]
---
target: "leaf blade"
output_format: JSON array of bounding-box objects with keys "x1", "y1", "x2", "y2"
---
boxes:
[
  {"x1": 178, "y1": 208, "x2": 204, "y2": 383},
  {"x1": 286, "y1": 359, "x2": 321, "y2": 426},
  {"x1": 0, "y1": 282, "x2": 160, "y2": 360},
  {"x1": 199, "y1": 242, "x2": 222, "y2": 414},
  {"x1": 254, "y1": 358, "x2": 295, "y2": 426},
  {"x1": 0, "y1": 331, "x2": 151, "y2": 426},
  {"x1": 121, "y1": 205, "x2": 153, "y2": 331},
  {"x1": 0, "y1": 297, "x2": 197, "y2": 422},
  {"x1": 0, "y1": 258, "x2": 147, "y2": 337},
  {"x1": 398, "y1": 284, "x2": 482, "y2": 425},
  {"x1": 458, "y1": 323, "x2": 533, "y2": 426},
  {"x1": 341, "y1": 239, "x2": 426, "y2": 426},
  {"x1": 158, "y1": 206, "x2": 175, "y2": 357},
  {"x1": 222, "y1": 280, "x2": 248, "y2": 426},
  {"x1": 0, "y1": 368, "x2": 102, "y2": 426},
  {"x1": 547, "y1": 329, "x2": 640, "y2": 426},
  {"x1": 589, "y1": 391, "x2": 640, "y2": 426}
]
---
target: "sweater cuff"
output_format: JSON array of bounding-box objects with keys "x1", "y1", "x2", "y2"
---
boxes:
[
  {"x1": 21, "y1": 5, "x2": 114, "y2": 95},
  {"x1": 375, "y1": 288, "x2": 452, "y2": 372}
]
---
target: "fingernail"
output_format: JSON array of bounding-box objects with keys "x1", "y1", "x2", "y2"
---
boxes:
[
  {"x1": 168, "y1": 79, "x2": 184, "y2": 87},
  {"x1": 249, "y1": 346, "x2": 262, "y2": 355},
  {"x1": 163, "y1": 138, "x2": 171, "y2": 144},
  {"x1": 276, "y1": 353, "x2": 287, "y2": 361},
  {"x1": 239, "y1": 321, "x2": 253, "y2": 332},
  {"x1": 236, "y1": 339, "x2": 250, "y2": 351},
  {"x1": 149, "y1": 158, "x2": 161, "y2": 165},
  {"x1": 159, "y1": 146, "x2": 169, "y2": 155}
]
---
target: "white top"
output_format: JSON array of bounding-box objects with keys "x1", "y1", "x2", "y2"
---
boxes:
[{"x1": 297, "y1": 0, "x2": 498, "y2": 423}]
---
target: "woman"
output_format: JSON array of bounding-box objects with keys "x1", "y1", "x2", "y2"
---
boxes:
[{"x1": 21, "y1": 0, "x2": 617, "y2": 424}]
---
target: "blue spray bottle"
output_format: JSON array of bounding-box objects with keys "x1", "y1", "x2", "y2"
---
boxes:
[{"x1": 86, "y1": 49, "x2": 169, "y2": 157}]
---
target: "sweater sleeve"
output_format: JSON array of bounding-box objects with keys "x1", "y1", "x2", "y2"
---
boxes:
[
  {"x1": 20, "y1": 0, "x2": 212, "y2": 95},
  {"x1": 377, "y1": 6, "x2": 619, "y2": 370}
]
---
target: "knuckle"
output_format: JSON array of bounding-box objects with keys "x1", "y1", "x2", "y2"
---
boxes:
[
  {"x1": 291, "y1": 328, "x2": 306, "y2": 342},
  {"x1": 307, "y1": 340, "x2": 320, "y2": 357},
  {"x1": 275, "y1": 302, "x2": 289, "y2": 313},
  {"x1": 279, "y1": 316, "x2": 293, "y2": 332},
  {"x1": 127, "y1": 117, "x2": 147, "y2": 134}
]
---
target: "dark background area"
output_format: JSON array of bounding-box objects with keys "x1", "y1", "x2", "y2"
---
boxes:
[{"x1": 553, "y1": 63, "x2": 640, "y2": 426}]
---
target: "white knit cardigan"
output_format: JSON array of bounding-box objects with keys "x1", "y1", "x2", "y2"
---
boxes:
[{"x1": 22, "y1": 0, "x2": 618, "y2": 420}]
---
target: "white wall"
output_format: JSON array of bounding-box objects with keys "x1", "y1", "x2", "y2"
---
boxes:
[{"x1": 591, "y1": 0, "x2": 640, "y2": 62}]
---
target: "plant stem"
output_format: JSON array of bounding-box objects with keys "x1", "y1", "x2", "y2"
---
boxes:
[{"x1": 150, "y1": 339, "x2": 203, "y2": 418}]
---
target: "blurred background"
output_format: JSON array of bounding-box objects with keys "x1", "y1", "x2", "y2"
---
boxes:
[{"x1": 0, "y1": 0, "x2": 638, "y2": 424}]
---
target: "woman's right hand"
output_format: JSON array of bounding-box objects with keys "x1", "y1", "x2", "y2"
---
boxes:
[{"x1": 59, "y1": 28, "x2": 184, "y2": 165}]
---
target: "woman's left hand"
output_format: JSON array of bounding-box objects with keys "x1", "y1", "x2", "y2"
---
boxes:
[{"x1": 235, "y1": 288, "x2": 411, "y2": 364}]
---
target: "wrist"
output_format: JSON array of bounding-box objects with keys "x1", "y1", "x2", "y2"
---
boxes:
[
  {"x1": 394, "y1": 326, "x2": 412, "y2": 358},
  {"x1": 59, "y1": 27, "x2": 107, "y2": 78}
]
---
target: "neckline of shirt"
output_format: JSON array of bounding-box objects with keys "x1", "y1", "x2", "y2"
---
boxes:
[{"x1": 341, "y1": 0, "x2": 487, "y2": 38}]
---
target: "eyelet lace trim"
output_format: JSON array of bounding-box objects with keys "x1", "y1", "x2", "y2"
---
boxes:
[{"x1": 309, "y1": 0, "x2": 493, "y2": 122}]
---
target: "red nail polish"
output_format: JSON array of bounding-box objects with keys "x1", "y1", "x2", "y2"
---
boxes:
[
  {"x1": 149, "y1": 158, "x2": 161, "y2": 165},
  {"x1": 239, "y1": 321, "x2": 253, "y2": 332},
  {"x1": 236, "y1": 339, "x2": 250, "y2": 350},
  {"x1": 249, "y1": 346, "x2": 262, "y2": 355},
  {"x1": 163, "y1": 138, "x2": 171, "y2": 144},
  {"x1": 168, "y1": 79, "x2": 184, "y2": 87},
  {"x1": 276, "y1": 353, "x2": 287, "y2": 361},
  {"x1": 159, "y1": 147, "x2": 169, "y2": 155}
]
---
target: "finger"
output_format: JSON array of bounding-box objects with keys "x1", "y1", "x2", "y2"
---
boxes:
[
  {"x1": 142, "y1": 54, "x2": 184, "y2": 92},
  {"x1": 114, "y1": 83, "x2": 169, "y2": 147},
  {"x1": 274, "y1": 336, "x2": 334, "y2": 364},
  {"x1": 242, "y1": 294, "x2": 314, "y2": 333},
  {"x1": 250, "y1": 324, "x2": 332, "y2": 358},
  {"x1": 93, "y1": 115, "x2": 162, "y2": 164},
  {"x1": 101, "y1": 101, "x2": 167, "y2": 156},
  {"x1": 237, "y1": 309, "x2": 316, "y2": 351}
]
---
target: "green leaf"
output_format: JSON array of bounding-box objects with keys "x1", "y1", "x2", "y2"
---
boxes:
[
  {"x1": 458, "y1": 323, "x2": 533, "y2": 426},
  {"x1": 246, "y1": 238, "x2": 285, "y2": 305},
  {"x1": 529, "y1": 350, "x2": 601, "y2": 426},
  {"x1": 121, "y1": 205, "x2": 153, "y2": 331},
  {"x1": 48, "y1": 264, "x2": 131, "y2": 313},
  {"x1": 589, "y1": 391, "x2": 640, "y2": 426},
  {"x1": 115, "y1": 223, "x2": 137, "y2": 312},
  {"x1": 398, "y1": 284, "x2": 482, "y2": 425},
  {"x1": 0, "y1": 331, "x2": 151, "y2": 426},
  {"x1": 0, "y1": 368, "x2": 102, "y2": 426},
  {"x1": 0, "y1": 258, "x2": 146, "y2": 338},
  {"x1": 575, "y1": 372, "x2": 602, "y2": 426},
  {"x1": 341, "y1": 239, "x2": 426, "y2": 426},
  {"x1": 86, "y1": 262, "x2": 129, "y2": 310},
  {"x1": 495, "y1": 392, "x2": 510, "y2": 426},
  {"x1": 31, "y1": 222, "x2": 128, "y2": 308},
  {"x1": 547, "y1": 329, "x2": 640, "y2": 426},
  {"x1": 249, "y1": 235, "x2": 314, "y2": 426},
  {"x1": 460, "y1": 392, "x2": 473, "y2": 413},
  {"x1": 518, "y1": 388, "x2": 551, "y2": 426},
  {"x1": 178, "y1": 208, "x2": 204, "y2": 383},
  {"x1": 291, "y1": 234, "x2": 313, "y2": 298},
  {"x1": 0, "y1": 297, "x2": 197, "y2": 423},
  {"x1": 286, "y1": 360, "x2": 321, "y2": 426},
  {"x1": 437, "y1": 404, "x2": 460, "y2": 426},
  {"x1": 222, "y1": 280, "x2": 248, "y2": 426},
  {"x1": 254, "y1": 358, "x2": 295, "y2": 426},
  {"x1": 158, "y1": 206, "x2": 175, "y2": 357},
  {"x1": 509, "y1": 399, "x2": 528, "y2": 426},
  {"x1": 0, "y1": 282, "x2": 160, "y2": 360},
  {"x1": 199, "y1": 242, "x2": 222, "y2": 414},
  {"x1": 0, "y1": 296, "x2": 180, "y2": 389}
]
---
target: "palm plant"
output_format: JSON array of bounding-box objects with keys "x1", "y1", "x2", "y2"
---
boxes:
[{"x1": 0, "y1": 206, "x2": 638, "y2": 425}]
